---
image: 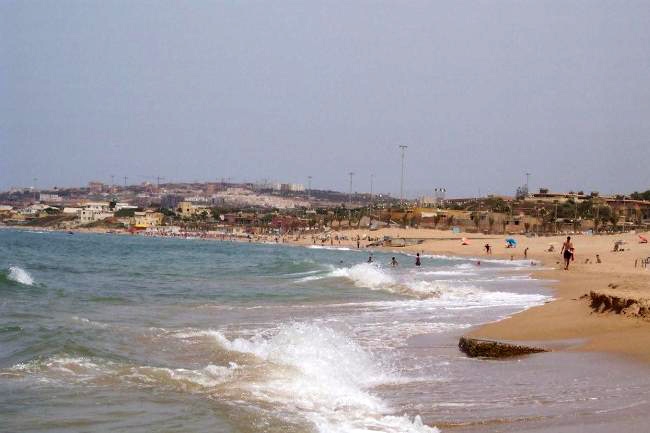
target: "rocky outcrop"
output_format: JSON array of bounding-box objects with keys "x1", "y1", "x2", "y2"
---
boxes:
[
  {"x1": 587, "y1": 291, "x2": 650, "y2": 319},
  {"x1": 458, "y1": 337, "x2": 547, "y2": 358}
]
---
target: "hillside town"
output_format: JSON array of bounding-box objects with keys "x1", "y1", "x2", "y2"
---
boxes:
[{"x1": 1, "y1": 180, "x2": 650, "y2": 240}]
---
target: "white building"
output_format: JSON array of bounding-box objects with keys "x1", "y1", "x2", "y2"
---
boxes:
[
  {"x1": 185, "y1": 195, "x2": 211, "y2": 203},
  {"x1": 114, "y1": 202, "x2": 138, "y2": 211},
  {"x1": 79, "y1": 202, "x2": 113, "y2": 224},
  {"x1": 39, "y1": 193, "x2": 62, "y2": 203},
  {"x1": 63, "y1": 207, "x2": 82, "y2": 215},
  {"x1": 287, "y1": 183, "x2": 305, "y2": 192},
  {"x1": 83, "y1": 202, "x2": 112, "y2": 212},
  {"x1": 80, "y1": 209, "x2": 114, "y2": 224},
  {"x1": 19, "y1": 204, "x2": 50, "y2": 215}
]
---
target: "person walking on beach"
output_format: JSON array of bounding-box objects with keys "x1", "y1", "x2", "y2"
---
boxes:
[
  {"x1": 484, "y1": 243, "x2": 491, "y2": 254},
  {"x1": 561, "y1": 236, "x2": 574, "y2": 270},
  {"x1": 524, "y1": 247, "x2": 529, "y2": 259},
  {"x1": 415, "y1": 253, "x2": 421, "y2": 266}
]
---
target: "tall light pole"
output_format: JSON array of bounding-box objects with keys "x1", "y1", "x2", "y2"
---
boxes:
[
  {"x1": 525, "y1": 172, "x2": 531, "y2": 194},
  {"x1": 399, "y1": 145, "x2": 408, "y2": 204},
  {"x1": 33, "y1": 177, "x2": 38, "y2": 203},
  {"x1": 369, "y1": 173, "x2": 375, "y2": 223},
  {"x1": 307, "y1": 175, "x2": 312, "y2": 198},
  {"x1": 348, "y1": 172, "x2": 354, "y2": 221},
  {"x1": 348, "y1": 172, "x2": 354, "y2": 205}
]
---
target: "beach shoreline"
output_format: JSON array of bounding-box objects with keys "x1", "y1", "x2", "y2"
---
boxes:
[
  {"x1": 5, "y1": 223, "x2": 650, "y2": 362},
  {"x1": 286, "y1": 226, "x2": 650, "y2": 362}
]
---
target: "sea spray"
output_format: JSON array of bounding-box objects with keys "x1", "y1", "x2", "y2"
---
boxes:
[
  {"x1": 176, "y1": 323, "x2": 439, "y2": 432},
  {"x1": 327, "y1": 263, "x2": 479, "y2": 299},
  {"x1": 7, "y1": 266, "x2": 34, "y2": 286}
]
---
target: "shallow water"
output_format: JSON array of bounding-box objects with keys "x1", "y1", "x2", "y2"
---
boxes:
[{"x1": 1, "y1": 229, "x2": 649, "y2": 433}]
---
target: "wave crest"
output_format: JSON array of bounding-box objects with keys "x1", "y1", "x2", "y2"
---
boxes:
[
  {"x1": 7, "y1": 266, "x2": 34, "y2": 286},
  {"x1": 176, "y1": 322, "x2": 439, "y2": 432},
  {"x1": 328, "y1": 263, "x2": 479, "y2": 299}
]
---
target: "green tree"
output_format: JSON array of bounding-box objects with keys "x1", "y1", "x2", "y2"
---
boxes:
[
  {"x1": 114, "y1": 208, "x2": 138, "y2": 218},
  {"x1": 471, "y1": 212, "x2": 480, "y2": 230},
  {"x1": 631, "y1": 190, "x2": 650, "y2": 200},
  {"x1": 610, "y1": 210, "x2": 620, "y2": 231}
]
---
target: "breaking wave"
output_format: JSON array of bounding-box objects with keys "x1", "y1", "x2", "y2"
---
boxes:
[
  {"x1": 7, "y1": 322, "x2": 439, "y2": 433},
  {"x1": 327, "y1": 263, "x2": 479, "y2": 299},
  {"x1": 6, "y1": 266, "x2": 34, "y2": 286},
  {"x1": 175, "y1": 322, "x2": 439, "y2": 433}
]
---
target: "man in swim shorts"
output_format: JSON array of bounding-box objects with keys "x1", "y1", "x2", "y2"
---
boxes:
[{"x1": 561, "y1": 236, "x2": 574, "y2": 270}]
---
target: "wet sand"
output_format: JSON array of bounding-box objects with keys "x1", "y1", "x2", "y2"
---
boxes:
[{"x1": 290, "y1": 228, "x2": 650, "y2": 362}]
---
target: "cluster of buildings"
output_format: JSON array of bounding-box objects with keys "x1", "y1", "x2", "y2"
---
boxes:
[
  {"x1": 0, "y1": 201, "x2": 164, "y2": 230},
  {"x1": 1, "y1": 181, "x2": 649, "y2": 235},
  {"x1": 0, "y1": 179, "x2": 322, "y2": 233}
]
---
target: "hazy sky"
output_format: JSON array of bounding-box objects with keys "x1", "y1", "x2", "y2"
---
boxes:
[{"x1": 2, "y1": 1, "x2": 650, "y2": 197}]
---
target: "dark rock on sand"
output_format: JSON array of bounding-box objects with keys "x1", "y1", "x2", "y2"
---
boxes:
[{"x1": 458, "y1": 336, "x2": 547, "y2": 358}]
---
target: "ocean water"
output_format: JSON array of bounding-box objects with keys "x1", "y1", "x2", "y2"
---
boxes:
[{"x1": 2, "y1": 229, "x2": 650, "y2": 433}]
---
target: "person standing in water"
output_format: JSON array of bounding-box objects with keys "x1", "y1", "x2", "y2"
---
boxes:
[
  {"x1": 561, "y1": 236, "x2": 574, "y2": 270},
  {"x1": 415, "y1": 253, "x2": 421, "y2": 266},
  {"x1": 367, "y1": 255, "x2": 373, "y2": 263},
  {"x1": 390, "y1": 257, "x2": 398, "y2": 267}
]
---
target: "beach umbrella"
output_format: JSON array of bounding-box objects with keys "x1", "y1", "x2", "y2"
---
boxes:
[
  {"x1": 640, "y1": 235, "x2": 648, "y2": 244},
  {"x1": 505, "y1": 238, "x2": 517, "y2": 246},
  {"x1": 461, "y1": 237, "x2": 470, "y2": 245}
]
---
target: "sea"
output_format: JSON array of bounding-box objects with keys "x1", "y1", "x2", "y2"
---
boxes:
[{"x1": 2, "y1": 228, "x2": 650, "y2": 433}]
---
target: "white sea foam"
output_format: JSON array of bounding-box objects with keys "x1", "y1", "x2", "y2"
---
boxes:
[
  {"x1": 11, "y1": 356, "x2": 109, "y2": 379},
  {"x1": 11, "y1": 356, "x2": 236, "y2": 390},
  {"x1": 132, "y1": 363, "x2": 235, "y2": 388},
  {"x1": 422, "y1": 254, "x2": 538, "y2": 267},
  {"x1": 307, "y1": 245, "x2": 354, "y2": 251},
  {"x1": 325, "y1": 263, "x2": 482, "y2": 299},
  {"x1": 70, "y1": 316, "x2": 110, "y2": 329},
  {"x1": 7, "y1": 266, "x2": 34, "y2": 285},
  {"x1": 419, "y1": 269, "x2": 477, "y2": 276},
  {"x1": 296, "y1": 274, "x2": 325, "y2": 282},
  {"x1": 176, "y1": 322, "x2": 439, "y2": 433}
]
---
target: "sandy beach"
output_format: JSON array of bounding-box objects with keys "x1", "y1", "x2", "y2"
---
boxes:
[{"x1": 289, "y1": 228, "x2": 650, "y2": 362}]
